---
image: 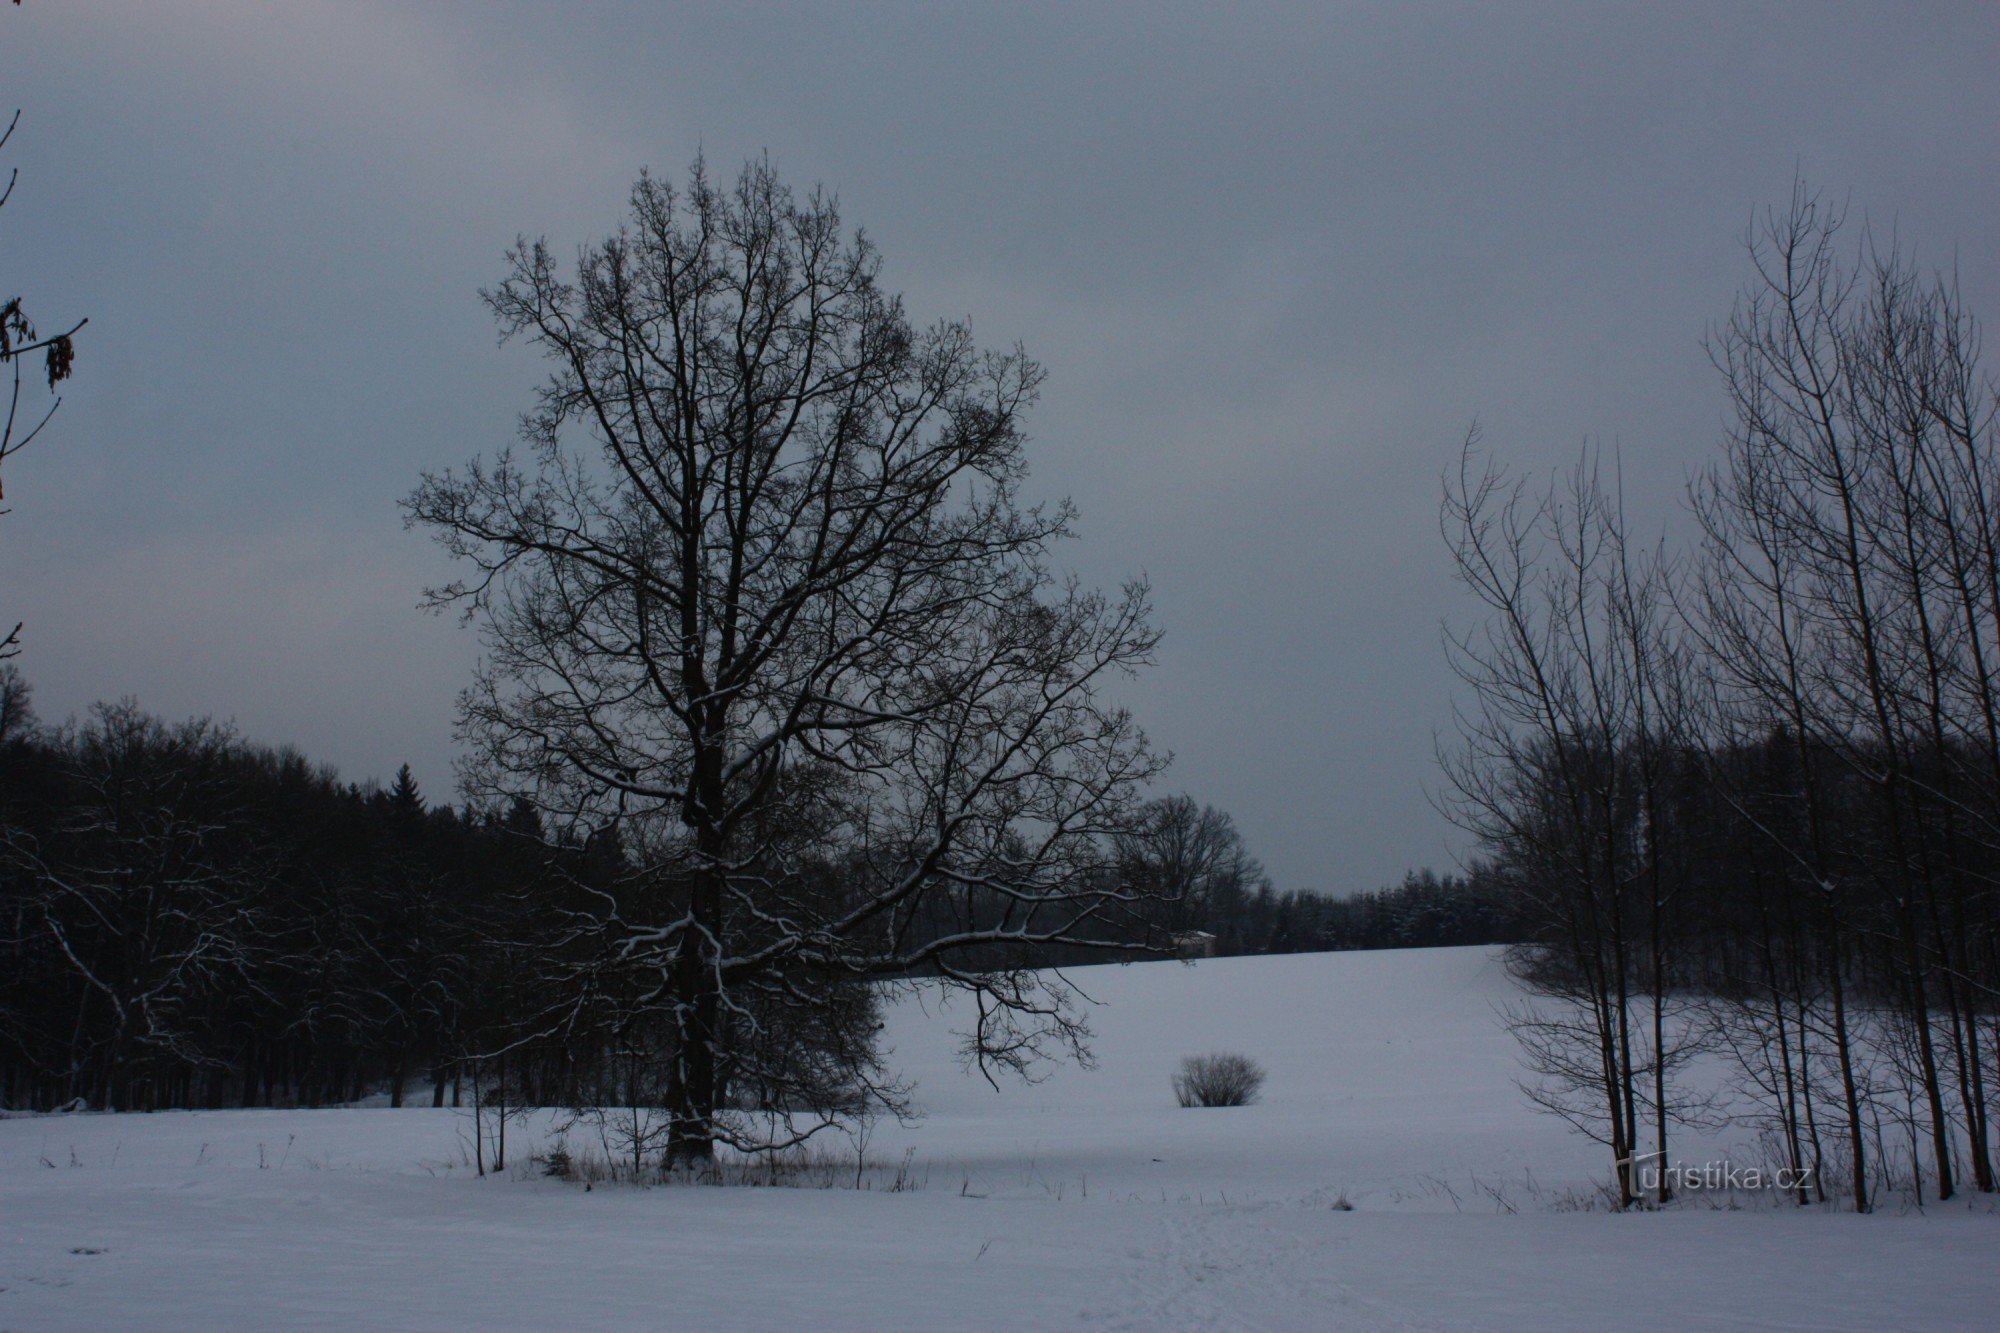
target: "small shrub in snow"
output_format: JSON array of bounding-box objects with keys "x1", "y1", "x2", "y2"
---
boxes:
[{"x1": 1172, "y1": 1052, "x2": 1266, "y2": 1107}]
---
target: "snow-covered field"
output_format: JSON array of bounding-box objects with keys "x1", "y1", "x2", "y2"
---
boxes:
[{"x1": 3, "y1": 946, "x2": 1995, "y2": 1330}]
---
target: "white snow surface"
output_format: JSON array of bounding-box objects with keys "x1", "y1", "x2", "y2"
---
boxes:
[{"x1": 3, "y1": 945, "x2": 1995, "y2": 1330}]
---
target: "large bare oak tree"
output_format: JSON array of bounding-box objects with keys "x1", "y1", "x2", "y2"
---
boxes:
[{"x1": 407, "y1": 160, "x2": 1166, "y2": 1164}]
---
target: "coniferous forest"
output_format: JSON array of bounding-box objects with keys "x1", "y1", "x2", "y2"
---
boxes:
[{"x1": 0, "y1": 680, "x2": 561, "y2": 1111}]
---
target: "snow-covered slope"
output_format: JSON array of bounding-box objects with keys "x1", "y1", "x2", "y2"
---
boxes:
[
  {"x1": 3, "y1": 946, "x2": 1995, "y2": 1330},
  {"x1": 872, "y1": 945, "x2": 1581, "y2": 1208}
]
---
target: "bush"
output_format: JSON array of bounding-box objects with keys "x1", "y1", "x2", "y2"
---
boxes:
[{"x1": 1172, "y1": 1052, "x2": 1266, "y2": 1107}]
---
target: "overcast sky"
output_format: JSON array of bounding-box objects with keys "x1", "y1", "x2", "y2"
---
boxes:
[{"x1": 4, "y1": 2, "x2": 1997, "y2": 892}]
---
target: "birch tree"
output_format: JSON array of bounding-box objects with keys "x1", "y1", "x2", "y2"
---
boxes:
[{"x1": 1441, "y1": 441, "x2": 1698, "y2": 1206}]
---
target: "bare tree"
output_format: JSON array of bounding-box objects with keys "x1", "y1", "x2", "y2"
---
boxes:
[
  {"x1": 1691, "y1": 184, "x2": 2000, "y2": 1202},
  {"x1": 0, "y1": 664, "x2": 30, "y2": 741},
  {"x1": 1116, "y1": 795, "x2": 1265, "y2": 943},
  {"x1": 3, "y1": 705, "x2": 268, "y2": 1110},
  {"x1": 1441, "y1": 440, "x2": 1701, "y2": 1206},
  {"x1": 407, "y1": 159, "x2": 1165, "y2": 1165},
  {"x1": 0, "y1": 108, "x2": 85, "y2": 659}
]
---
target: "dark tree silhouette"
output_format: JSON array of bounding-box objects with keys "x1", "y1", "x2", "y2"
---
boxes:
[
  {"x1": 0, "y1": 105, "x2": 86, "y2": 658},
  {"x1": 407, "y1": 159, "x2": 1168, "y2": 1163}
]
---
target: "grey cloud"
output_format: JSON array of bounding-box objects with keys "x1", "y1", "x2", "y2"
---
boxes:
[{"x1": 4, "y1": 1, "x2": 1996, "y2": 888}]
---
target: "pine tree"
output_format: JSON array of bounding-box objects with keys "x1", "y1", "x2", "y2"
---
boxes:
[{"x1": 388, "y1": 763, "x2": 424, "y2": 822}]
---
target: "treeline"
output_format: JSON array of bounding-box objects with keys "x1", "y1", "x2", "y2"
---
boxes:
[
  {"x1": 0, "y1": 676, "x2": 580, "y2": 1112},
  {"x1": 1443, "y1": 188, "x2": 2000, "y2": 1210},
  {"x1": 0, "y1": 677, "x2": 1093, "y2": 1123},
  {"x1": 1247, "y1": 869, "x2": 1526, "y2": 955},
  {"x1": 1111, "y1": 793, "x2": 1523, "y2": 957},
  {"x1": 0, "y1": 669, "x2": 1519, "y2": 1117}
]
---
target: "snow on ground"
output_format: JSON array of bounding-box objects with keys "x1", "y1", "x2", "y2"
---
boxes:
[{"x1": 3, "y1": 946, "x2": 1996, "y2": 1330}]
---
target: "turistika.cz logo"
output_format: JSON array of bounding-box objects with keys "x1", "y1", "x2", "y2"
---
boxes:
[{"x1": 1616, "y1": 1151, "x2": 1813, "y2": 1194}]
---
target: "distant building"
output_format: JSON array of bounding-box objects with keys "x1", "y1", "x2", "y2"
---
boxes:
[{"x1": 1171, "y1": 930, "x2": 1217, "y2": 959}]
